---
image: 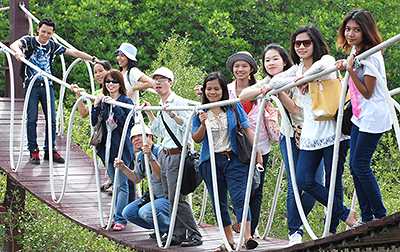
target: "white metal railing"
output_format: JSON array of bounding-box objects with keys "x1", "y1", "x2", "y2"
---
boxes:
[{"x1": 2, "y1": 9, "x2": 400, "y2": 248}]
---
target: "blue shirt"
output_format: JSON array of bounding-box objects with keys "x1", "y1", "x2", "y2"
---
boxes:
[
  {"x1": 91, "y1": 94, "x2": 135, "y2": 165},
  {"x1": 191, "y1": 103, "x2": 250, "y2": 163},
  {"x1": 20, "y1": 36, "x2": 66, "y2": 87}
]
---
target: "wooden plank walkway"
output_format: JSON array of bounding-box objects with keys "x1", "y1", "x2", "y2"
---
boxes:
[
  {"x1": 0, "y1": 98, "x2": 291, "y2": 251},
  {"x1": 2, "y1": 97, "x2": 400, "y2": 251}
]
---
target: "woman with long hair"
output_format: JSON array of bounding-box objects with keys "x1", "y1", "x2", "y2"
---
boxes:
[
  {"x1": 252, "y1": 26, "x2": 356, "y2": 235},
  {"x1": 192, "y1": 72, "x2": 262, "y2": 251},
  {"x1": 336, "y1": 9, "x2": 391, "y2": 225},
  {"x1": 242, "y1": 44, "x2": 323, "y2": 244},
  {"x1": 91, "y1": 69, "x2": 135, "y2": 231},
  {"x1": 115, "y1": 43, "x2": 153, "y2": 105}
]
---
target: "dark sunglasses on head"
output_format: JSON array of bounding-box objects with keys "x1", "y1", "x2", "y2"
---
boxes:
[
  {"x1": 294, "y1": 39, "x2": 312, "y2": 48},
  {"x1": 104, "y1": 79, "x2": 119, "y2": 84}
]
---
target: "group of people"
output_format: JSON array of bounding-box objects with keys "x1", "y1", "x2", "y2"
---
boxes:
[{"x1": 11, "y1": 8, "x2": 391, "y2": 251}]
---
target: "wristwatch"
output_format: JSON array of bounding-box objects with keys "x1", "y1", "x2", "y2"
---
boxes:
[
  {"x1": 170, "y1": 112, "x2": 176, "y2": 118},
  {"x1": 149, "y1": 155, "x2": 156, "y2": 162}
]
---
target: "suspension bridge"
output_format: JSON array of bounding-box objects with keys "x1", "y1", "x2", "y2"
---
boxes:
[{"x1": 1, "y1": 2, "x2": 400, "y2": 252}]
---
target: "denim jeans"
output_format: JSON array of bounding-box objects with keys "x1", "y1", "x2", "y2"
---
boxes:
[
  {"x1": 107, "y1": 163, "x2": 129, "y2": 225},
  {"x1": 122, "y1": 197, "x2": 170, "y2": 233},
  {"x1": 279, "y1": 134, "x2": 324, "y2": 236},
  {"x1": 297, "y1": 139, "x2": 350, "y2": 234},
  {"x1": 24, "y1": 85, "x2": 56, "y2": 151},
  {"x1": 249, "y1": 153, "x2": 269, "y2": 236},
  {"x1": 200, "y1": 152, "x2": 252, "y2": 227},
  {"x1": 350, "y1": 124, "x2": 386, "y2": 222}
]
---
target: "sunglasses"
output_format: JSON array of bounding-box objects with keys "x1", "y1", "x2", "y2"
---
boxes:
[
  {"x1": 104, "y1": 79, "x2": 119, "y2": 84},
  {"x1": 294, "y1": 39, "x2": 312, "y2": 48},
  {"x1": 152, "y1": 78, "x2": 169, "y2": 83}
]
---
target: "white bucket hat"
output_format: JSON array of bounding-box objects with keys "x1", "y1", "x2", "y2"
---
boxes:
[{"x1": 114, "y1": 43, "x2": 137, "y2": 61}]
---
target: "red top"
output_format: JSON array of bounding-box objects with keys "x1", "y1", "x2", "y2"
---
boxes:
[{"x1": 241, "y1": 101, "x2": 253, "y2": 115}]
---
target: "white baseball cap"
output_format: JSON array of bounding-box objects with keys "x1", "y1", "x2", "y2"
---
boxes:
[
  {"x1": 114, "y1": 43, "x2": 137, "y2": 61},
  {"x1": 130, "y1": 124, "x2": 152, "y2": 141},
  {"x1": 150, "y1": 67, "x2": 174, "y2": 82}
]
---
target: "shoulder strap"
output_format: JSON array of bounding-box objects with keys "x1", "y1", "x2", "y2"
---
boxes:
[
  {"x1": 160, "y1": 112, "x2": 183, "y2": 151},
  {"x1": 232, "y1": 104, "x2": 242, "y2": 127},
  {"x1": 48, "y1": 40, "x2": 56, "y2": 74},
  {"x1": 152, "y1": 145, "x2": 160, "y2": 159},
  {"x1": 25, "y1": 37, "x2": 35, "y2": 60}
]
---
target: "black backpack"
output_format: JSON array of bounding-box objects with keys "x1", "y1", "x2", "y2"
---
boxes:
[{"x1": 19, "y1": 38, "x2": 56, "y2": 81}]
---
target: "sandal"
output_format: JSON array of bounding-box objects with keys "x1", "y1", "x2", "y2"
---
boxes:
[
  {"x1": 100, "y1": 178, "x2": 112, "y2": 191},
  {"x1": 104, "y1": 220, "x2": 114, "y2": 228},
  {"x1": 231, "y1": 214, "x2": 241, "y2": 233},
  {"x1": 113, "y1": 223, "x2": 125, "y2": 231},
  {"x1": 214, "y1": 242, "x2": 236, "y2": 251},
  {"x1": 180, "y1": 236, "x2": 203, "y2": 247},
  {"x1": 243, "y1": 237, "x2": 258, "y2": 250}
]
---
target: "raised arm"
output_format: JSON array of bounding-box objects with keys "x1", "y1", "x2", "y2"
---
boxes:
[{"x1": 64, "y1": 48, "x2": 97, "y2": 62}]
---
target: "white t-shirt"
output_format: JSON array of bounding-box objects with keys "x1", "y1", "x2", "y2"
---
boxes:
[
  {"x1": 350, "y1": 51, "x2": 391, "y2": 133},
  {"x1": 124, "y1": 67, "x2": 145, "y2": 105}
]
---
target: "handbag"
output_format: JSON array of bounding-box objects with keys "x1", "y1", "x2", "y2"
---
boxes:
[
  {"x1": 233, "y1": 105, "x2": 253, "y2": 165},
  {"x1": 89, "y1": 102, "x2": 105, "y2": 147},
  {"x1": 160, "y1": 113, "x2": 202, "y2": 195},
  {"x1": 309, "y1": 71, "x2": 343, "y2": 121},
  {"x1": 334, "y1": 99, "x2": 353, "y2": 136},
  {"x1": 264, "y1": 102, "x2": 280, "y2": 143}
]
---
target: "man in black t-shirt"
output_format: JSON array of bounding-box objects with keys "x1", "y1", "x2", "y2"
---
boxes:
[{"x1": 10, "y1": 17, "x2": 97, "y2": 164}]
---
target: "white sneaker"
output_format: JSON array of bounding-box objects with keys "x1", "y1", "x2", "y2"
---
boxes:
[{"x1": 289, "y1": 231, "x2": 302, "y2": 245}]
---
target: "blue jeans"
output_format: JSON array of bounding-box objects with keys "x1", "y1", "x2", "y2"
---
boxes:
[
  {"x1": 280, "y1": 134, "x2": 324, "y2": 236},
  {"x1": 122, "y1": 197, "x2": 170, "y2": 233},
  {"x1": 200, "y1": 152, "x2": 252, "y2": 227},
  {"x1": 107, "y1": 163, "x2": 129, "y2": 225},
  {"x1": 297, "y1": 139, "x2": 350, "y2": 234},
  {"x1": 350, "y1": 124, "x2": 386, "y2": 222},
  {"x1": 249, "y1": 153, "x2": 269, "y2": 236},
  {"x1": 24, "y1": 86, "x2": 56, "y2": 151}
]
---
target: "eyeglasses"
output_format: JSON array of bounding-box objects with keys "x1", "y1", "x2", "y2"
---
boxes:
[
  {"x1": 153, "y1": 78, "x2": 169, "y2": 83},
  {"x1": 104, "y1": 79, "x2": 119, "y2": 84},
  {"x1": 294, "y1": 39, "x2": 312, "y2": 48}
]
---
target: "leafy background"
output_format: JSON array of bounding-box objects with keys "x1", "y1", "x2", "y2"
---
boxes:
[{"x1": 1, "y1": 0, "x2": 400, "y2": 250}]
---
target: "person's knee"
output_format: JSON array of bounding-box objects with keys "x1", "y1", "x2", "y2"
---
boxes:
[
  {"x1": 138, "y1": 207, "x2": 152, "y2": 221},
  {"x1": 296, "y1": 175, "x2": 311, "y2": 191}
]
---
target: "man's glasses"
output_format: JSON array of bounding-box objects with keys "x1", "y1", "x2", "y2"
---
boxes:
[
  {"x1": 153, "y1": 78, "x2": 169, "y2": 83},
  {"x1": 104, "y1": 79, "x2": 119, "y2": 84},
  {"x1": 294, "y1": 39, "x2": 312, "y2": 48}
]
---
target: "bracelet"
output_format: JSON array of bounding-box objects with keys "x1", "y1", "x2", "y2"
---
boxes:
[
  {"x1": 170, "y1": 112, "x2": 176, "y2": 118},
  {"x1": 92, "y1": 56, "x2": 97, "y2": 63},
  {"x1": 149, "y1": 155, "x2": 156, "y2": 162}
]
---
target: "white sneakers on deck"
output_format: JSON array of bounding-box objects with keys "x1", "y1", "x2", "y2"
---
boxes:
[{"x1": 289, "y1": 231, "x2": 302, "y2": 245}]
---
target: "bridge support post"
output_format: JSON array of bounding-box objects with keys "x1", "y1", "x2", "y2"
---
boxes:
[
  {"x1": 3, "y1": 0, "x2": 29, "y2": 99},
  {"x1": 1, "y1": 175, "x2": 26, "y2": 252}
]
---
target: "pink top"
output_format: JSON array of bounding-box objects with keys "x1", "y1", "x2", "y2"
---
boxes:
[{"x1": 228, "y1": 81, "x2": 271, "y2": 155}]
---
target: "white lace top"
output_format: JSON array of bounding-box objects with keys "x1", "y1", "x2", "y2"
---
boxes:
[{"x1": 269, "y1": 55, "x2": 349, "y2": 150}]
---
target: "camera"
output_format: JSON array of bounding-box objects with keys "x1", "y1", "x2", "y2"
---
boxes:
[{"x1": 137, "y1": 191, "x2": 151, "y2": 208}]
